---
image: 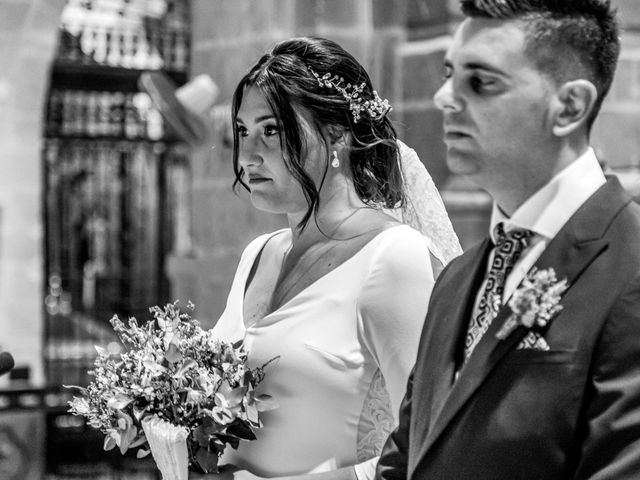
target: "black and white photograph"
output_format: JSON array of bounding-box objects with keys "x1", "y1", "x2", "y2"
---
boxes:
[{"x1": 0, "y1": 1, "x2": 639, "y2": 479}]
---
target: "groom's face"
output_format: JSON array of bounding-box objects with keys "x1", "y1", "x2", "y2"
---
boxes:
[{"x1": 434, "y1": 17, "x2": 558, "y2": 190}]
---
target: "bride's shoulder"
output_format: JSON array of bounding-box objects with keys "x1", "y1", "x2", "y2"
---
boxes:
[
  {"x1": 238, "y1": 228, "x2": 291, "y2": 262},
  {"x1": 367, "y1": 224, "x2": 431, "y2": 268},
  {"x1": 360, "y1": 225, "x2": 434, "y2": 296},
  {"x1": 243, "y1": 227, "x2": 290, "y2": 250},
  {"x1": 377, "y1": 223, "x2": 429, "y2": 248}
]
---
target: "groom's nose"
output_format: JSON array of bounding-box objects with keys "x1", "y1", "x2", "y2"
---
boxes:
[{"x1": 434, "y1": 79, "x2": 462, "y2": 112}]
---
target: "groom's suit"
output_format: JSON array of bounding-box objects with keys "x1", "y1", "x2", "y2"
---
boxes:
[{"x1": 376, "y1": 176, "x2": 640, "y2": 479}]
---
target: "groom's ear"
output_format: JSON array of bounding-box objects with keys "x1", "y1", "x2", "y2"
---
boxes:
[{"x1": 551, "y1": 80, "x2": 598, "y2": 137}]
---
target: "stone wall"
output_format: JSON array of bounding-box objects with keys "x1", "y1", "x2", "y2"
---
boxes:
[
  {"x1": 181, "y1": 0, "x2": 640, "y2": 326},
  {"x1": 180, "y1": 0, "x2": 488, "y2": 324},
  {"x1": 178, "y1": 0, "x2": 427, "y2": 325}
]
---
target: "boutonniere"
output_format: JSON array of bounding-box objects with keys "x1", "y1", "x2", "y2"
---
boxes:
[{"x1": 496, "y1": 267, "x2": 569, "y2": 340}]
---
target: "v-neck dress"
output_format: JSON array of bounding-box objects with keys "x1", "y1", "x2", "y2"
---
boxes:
[{"x1": 212, "y1": 224, "x2": 435, "y2": 478}]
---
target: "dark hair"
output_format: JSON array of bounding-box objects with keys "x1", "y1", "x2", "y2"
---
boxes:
[
  {"x1": 460, "y1": 0, "x2": 620, "y2": 130},
  {"x1": 231, "y1": 36, "x2": 403, "y2": 229}
]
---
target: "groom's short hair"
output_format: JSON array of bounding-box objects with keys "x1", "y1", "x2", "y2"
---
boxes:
[{"x1": 459, "y1": 0, "x2": 620, "y2": 129}]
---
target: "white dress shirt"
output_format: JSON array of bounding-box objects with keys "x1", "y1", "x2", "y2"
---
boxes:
[{"x1": 476, "y1": 147, "x2": 606, "y2": 314}]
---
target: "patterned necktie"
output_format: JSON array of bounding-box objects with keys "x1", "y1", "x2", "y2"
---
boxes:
[{"x1": 463, "y1": 223, "x2": 533, "y2": 361}]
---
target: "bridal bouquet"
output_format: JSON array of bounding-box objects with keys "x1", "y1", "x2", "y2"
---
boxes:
[{"x1": 67, "y1": 301, "x2": 278, "y2": 477}]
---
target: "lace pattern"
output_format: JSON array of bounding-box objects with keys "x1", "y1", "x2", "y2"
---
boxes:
[
  {"x1": 356, "y1": 369, "x2": 394, "y2": 462},
  {"x1": 390, "y1": 140, "x2": 463, "y2": 266}
]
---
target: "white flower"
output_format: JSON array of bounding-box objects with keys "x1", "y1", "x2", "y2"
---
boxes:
[
  {"x1": 67, "y1": 301, "x2": 277, "y2": 474},
  {"x1": 69, "y1": 397, "x2": 91, "y2": 415},
  {"x1": 496, "y1": 268, "x2": 568, "y2": 340}
]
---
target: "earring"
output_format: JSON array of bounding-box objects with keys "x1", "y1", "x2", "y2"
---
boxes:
[{"x1": 331, "y1": 150, "x2": 340, "y2": 168}]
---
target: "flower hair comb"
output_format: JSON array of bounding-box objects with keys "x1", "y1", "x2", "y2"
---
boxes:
[{"x1": 307, "y1": 66, "x2": 392, "y2": 123}]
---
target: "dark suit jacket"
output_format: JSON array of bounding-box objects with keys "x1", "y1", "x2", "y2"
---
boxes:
[{"x1": 376, "y1": 177, "x2": 640, "y2": 479}]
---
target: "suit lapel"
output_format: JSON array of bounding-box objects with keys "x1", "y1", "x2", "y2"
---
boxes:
[
  {"x1": 426, "y1": 238, "x2": 492, "y2": 427},
  {"x1": 408, "y1": 240, "x2": 491, "y2": 476},
  {"x1": 415, "y1": 177, "x2": 629, "y2": 465}
]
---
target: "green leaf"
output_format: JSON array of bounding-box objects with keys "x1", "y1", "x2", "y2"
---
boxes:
[
  {"x1": 174, "y1": 358, "x2": 197, "y2": 377},
  {"x1": 129, "y1": 435, "x2": 147, "y2": 449},
  {"x1": 229, "y1": 385, "x2": 248, "y2": 405},
  {"x1": 103, "y1": 435, "x2": 116, "y2": 451},
  {"x1": 133, "y1": 407, "x2": 147, "y2": 422},
  {"x1": 195, "y1": 447, "x2": 220, "y2": 474},
  {"x1": 216, "y1": 384, "x2": 247, "y2": 409},
  {"x1": 136, "y1": 448, "x2": 151, "y2": 459},
  {"x1": 62, "y1": 385, "x2": 86, "y2": 394},
  {"x1": 165, "y1": 342, "x2": 182, "y2": 363},
  {"x1": 193, "y1": 424, "x2": 211, "y2": 448},
  {"x1": 213, "y1": 434, "x2": 239, "y2": 450},
  {"x1": 246, "y1": 404, "x2": 259, "y2": 424},
  {"x1": 211, "y1": 407, "x2": 234, "y2": 426},
  {"x1": 119, "y1": 424, "x2": 138, "y2": 454},
  {"x1": 142, "y1": 359, "x2": 166, "y2": 376},
  {"x1": 216, "y1": 380, "x2": 232, "y2": 397},
  {"x1": 193, "y1": 417, "x2": 225, "y2": 447},
  {"x1": 116, "y1": 409, "x2": 134, "y2": 428},
  {"x1": 225, "y1": 419, "x2": 256, "y2": 441}
]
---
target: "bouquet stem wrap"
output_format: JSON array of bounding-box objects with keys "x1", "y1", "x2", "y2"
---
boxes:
[{"x1": 142, "y1": 416, "x2": 189, "y2": 480}]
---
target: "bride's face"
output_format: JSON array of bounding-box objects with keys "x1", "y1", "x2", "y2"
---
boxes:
[{"x1": 235, "y1": 87, "x2": 327, "y2": 215}]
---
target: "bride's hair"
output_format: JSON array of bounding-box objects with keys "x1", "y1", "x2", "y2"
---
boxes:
[{"x1": 231, "y1": 36, "x2": 405, "y2": 229}]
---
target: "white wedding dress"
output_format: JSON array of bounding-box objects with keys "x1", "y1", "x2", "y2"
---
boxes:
[
  {"x1": 211, "y1": 224, "x2": 436, "y2": 478},
  {"x1": 142, "y1": 141, "x2": 461, "y2": 480}
]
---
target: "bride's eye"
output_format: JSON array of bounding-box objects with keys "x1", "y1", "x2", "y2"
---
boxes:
[{"x1": 263, "y1": 124, "x2": 280, "y2": 137}]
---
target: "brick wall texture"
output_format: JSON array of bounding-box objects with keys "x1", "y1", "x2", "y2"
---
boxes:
[{"x1": 181, "y1": 0, "x2": 640, "y2": 324}]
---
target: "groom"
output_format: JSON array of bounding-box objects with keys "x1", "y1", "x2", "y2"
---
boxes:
[{"x1": 376, "y1": 0, "x2": 640, "y2": 478}]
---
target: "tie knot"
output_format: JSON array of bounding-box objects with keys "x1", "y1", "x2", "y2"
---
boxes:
[{"x1": 494, "y1": 223, "x2": 533, "y2": 249}]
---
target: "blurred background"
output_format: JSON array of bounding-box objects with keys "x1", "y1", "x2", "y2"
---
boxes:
[{"x1": 0, "y1": 0, "x2": 639, "y2": 478}]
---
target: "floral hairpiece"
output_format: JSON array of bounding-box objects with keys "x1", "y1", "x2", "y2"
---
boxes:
[{"x1": 307, "y1": 67, "x2": 392, "y2": 123}]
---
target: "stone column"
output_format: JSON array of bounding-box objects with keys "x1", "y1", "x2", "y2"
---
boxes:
[{"x1": 0, "y1": 0, "x2": 67, "y2": 386}]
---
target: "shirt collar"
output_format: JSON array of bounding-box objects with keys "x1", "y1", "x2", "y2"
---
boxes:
[{"x1": 490, "y1": 147, "x2": 606, "y2": 243}]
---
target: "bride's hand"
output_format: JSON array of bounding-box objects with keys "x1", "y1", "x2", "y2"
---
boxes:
[
  {"x1": 189, "y1": 470, "x2": 234, "y2": 480},
  {"x1": 230, "y1": 470, "x2": 262, "y2": 480},
  {"x1": 189, "y1": 465, "x2": 263, "y2": 480}
]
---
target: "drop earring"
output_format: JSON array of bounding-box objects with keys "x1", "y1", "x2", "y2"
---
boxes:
[{"x1": 331, "y1": 150, "x2": 340, "y2": 168}]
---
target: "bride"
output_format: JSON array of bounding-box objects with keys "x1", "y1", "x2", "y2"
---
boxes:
[{"x1": 151, "y1": 36, "x2": 461, "y2": 480}]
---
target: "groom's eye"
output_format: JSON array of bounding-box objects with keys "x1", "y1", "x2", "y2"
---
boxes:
[
  {"x1": 469, "y1": 74, "x2": 497, "y2": 94},
  {"x1": 442, "y1": 65, "x2": 453, "y2": 81},
  {"x1": 235, "y1": 124, "x2": 248, "y2": 137}
]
